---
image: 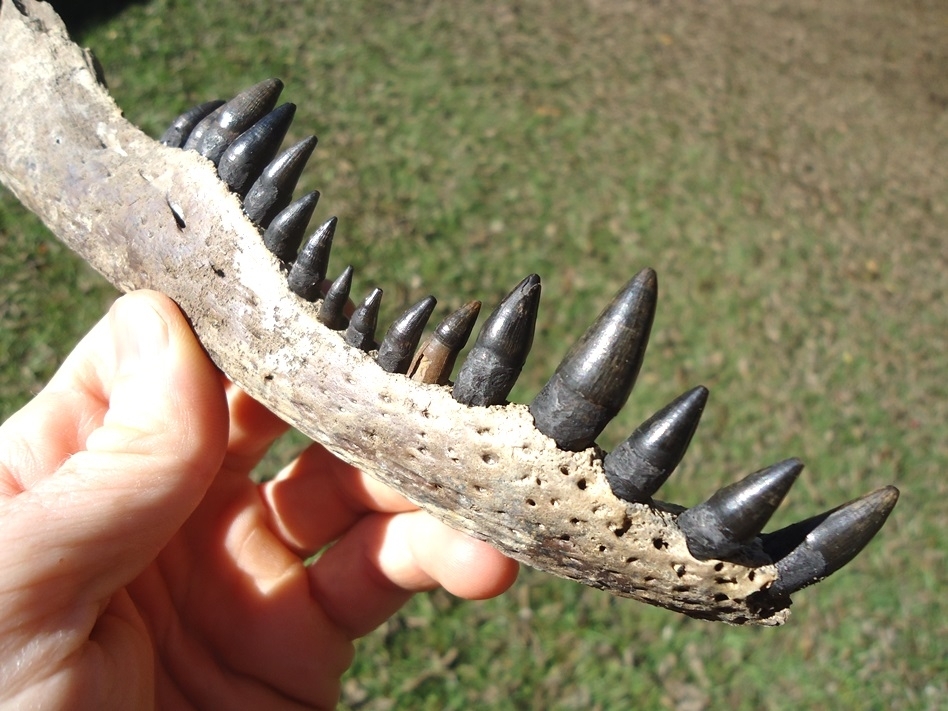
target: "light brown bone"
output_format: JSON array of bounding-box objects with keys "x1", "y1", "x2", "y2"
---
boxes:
[{"x1": 0, "y1": 0, "x2": 789, "y2": 625}]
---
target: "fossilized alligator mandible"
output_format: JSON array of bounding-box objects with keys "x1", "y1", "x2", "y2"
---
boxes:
[{"x1": 0, "y1": 0, "x2": 898, "y2": 626}]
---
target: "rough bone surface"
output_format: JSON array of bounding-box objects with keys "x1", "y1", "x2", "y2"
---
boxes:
[{"x1": 0, "y1": 0, "x2": 790, "y2": 625}]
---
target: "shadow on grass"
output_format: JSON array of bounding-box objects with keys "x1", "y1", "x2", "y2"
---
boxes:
[{"x1": 48, "y1": 0, "x2": 150, "y2": 37}]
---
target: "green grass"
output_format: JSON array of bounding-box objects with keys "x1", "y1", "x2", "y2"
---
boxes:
[{"x1": 3, "y1": 1, "x2": 947, "y2": 708}]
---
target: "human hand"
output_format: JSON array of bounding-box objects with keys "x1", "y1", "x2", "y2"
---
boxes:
[{"x1": 0, "y1": 290, "x2": 518, "y2": 710}]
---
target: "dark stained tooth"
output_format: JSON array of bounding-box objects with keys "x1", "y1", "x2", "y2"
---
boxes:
[
  {"x1": 345, "y1": 288, "x2": 384, "y2": 351},
  {"x1": 318, "y1": 266, "x2": 354, "y2": 330},
  {"x1": 243, "y1": 136, "x2": 318, "y2": 228},
  {"x1": 677, "y1": 458, "x2": 804, "y2": 560},
  {"x1": 529, "y1": 268, "x2": 657, "y2": 451},
  {"x1": 408, "y1": 300, "x2": 482, "y2": 385},
  {"x1": 287, "y1": 216, "x2": 336, "y2": 301},
  {"x1": 192, "y1": 78, "x2": 284, "y2": 166},
  {"x1": 217, "y1": 103, "x2": 297, "y2": 196},
  {"x1": 763, "y1": 485, "x2": 899, "y2": 597},
  {"x1": 452, "y1": 275, "x2": 541, "y2": 406},
  {"x1": 160, "y1": 100, "x2": 225, "y2": 148},
  {"x1": 262, "y1": 191, "x2": 320, "y2": 263},
  {"x1": 182, "y1": 104, "x2": 225, "y2": 152},
  {"x1": 376, "y1": 296, "x2": 438, "y2": 374},
  {"x1": 603, "y1": 386, "x2": 709, "y2": 502}
]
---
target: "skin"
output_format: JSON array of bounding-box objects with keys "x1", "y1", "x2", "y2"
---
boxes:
[{"x1": 0, "y1": 290, "x2": 519, "y2": 710}]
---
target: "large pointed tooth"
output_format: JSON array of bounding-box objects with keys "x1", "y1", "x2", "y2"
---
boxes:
[
  {"x1": 288, "y1": 216, "x2": 336, "y2": 301},
  {"x1": 603, "y1": 386, "x2": 709, "y2": 502},
  {"x1": 763, "y1": 486, "x2": 899, "y2": 597},
  {"x1": 243, "y1": 136, "x2": 318, "y2": 228},
  {"x1": 377, "y1": 296, "x2": 438, "y2": 374},
  {"x1": 190, "y1": 78, "x2": 284, "y2": 165},
  {"x1": 160, "y1": 100, "x2": 225, "y2": 148},
  {"x1": 262, "y1": 191, "x2": 320, "y2": 263},
  {"x1": 529, "y1": 268, "x2": 657, "y2": 451},
  {"x1": 217, "y1": 103, "x2": 296, "y2": 196},
  {"x1": 677, "y1": 458, "x2": 804, "y2": 560},
  {"x1": 452, "y1": 275, "x2": 541, "y2": 406},
  {"x1": 318, "y1": 266, "x2": 354, "y2": 330},
  {"x1": 182, "y1": 104, "x2": 225, "y2": 152},
  {"x1": 408, "y1": 300, "x2": 482, "y2": 385},
  {"x1": 346, "y1": 288, "x2": 384, "y2": 351}
]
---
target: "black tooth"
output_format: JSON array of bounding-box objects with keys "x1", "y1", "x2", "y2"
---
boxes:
[
  {"x1": 243, "y1": 136, "x2": 318, "y2": 228},
  {"x1": 181, "y1": 103, "x2": 225, "y2": 152},
  {"x1": 346, "y1": 288, "x2": 384, "y2": 351},
  {"x1": 217, "y1": 103, "x2": 296, "y2": 196},
  {"x1": 763, "y1": 485, "x2": 899, "y2": 597},
  {"x1": 288, "y1": 216, "x2": 335, "y2": 301},
  {"x1": 408, "y1": 300, "x2": 482, "y2": 385},
  {"x1": 376, "y1": 296, "x2": 438, "y2": 374},
  {"x1": 529, "y1": 268, "x2": 657, "y2": 451},
  {"x1": 160, "y1": 100, "x2": 225, "y2": 148},
  {"x1": 191, "y1": 78, "x2": 284, "y2": 166},
  {"x1": 452, "y1": 275, "x2": 541, "y2": 406},
  {"x1": 318, "y1": 266, "x2": 353, "y2": 330},
  {"x1": 677, "y1": 458, "x2": 804, "y2": 560},
  {"x1": 603, "y1": 386, "x2": 709, "y2": 502},
  {"x1": 262, "y1": 191, "x2": 319, "y2": 263}
]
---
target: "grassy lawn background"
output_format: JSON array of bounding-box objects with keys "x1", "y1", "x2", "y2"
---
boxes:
[{"x1": 2, "y1": 1, "x2": 946, "y2": 708}]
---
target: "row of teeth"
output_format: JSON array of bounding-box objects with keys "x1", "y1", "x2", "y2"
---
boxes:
[{"x1": 161, "y1": 78, "x2": 898, "y2": 599}]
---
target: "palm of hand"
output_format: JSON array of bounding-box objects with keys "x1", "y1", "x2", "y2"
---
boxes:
[{"x1": 0, "y1": 291, "x2": 516, "y2": 710}]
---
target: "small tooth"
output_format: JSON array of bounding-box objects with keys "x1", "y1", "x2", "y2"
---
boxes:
[
  {"x1": 182, "y1": 103, "x2": 225, "y2": 152},
  {"x1": 408, "y1": 300, "x2": 481, "y2": 385},
  {"x1": 345, "y1": 288, "x2": 384, "y2": 351},
  {"x1": 217, "y1": 103, "x2": 297, "y2": 196},
  {"x1": 603, "y1": 386, "x2": 709, "y2": 502},
  {"x1": 192, "y1": 78, "x2": 284, "y2": 165},
  {"x1": 763, "y1": 486, "x2": 899, "y2": 597},
  {"x1": 262, "y1": 191, "x2": 320, "y2": 263},
  {"x1": 160, "y1": 100, "x2": 225, "y2": 148},
  {"x1": 376, "y1": 296, "x2": 438, "y2": 374},
  {"x1": 288, "y1": 216, "x2": 336, "y2": 301},
  {"x1": 677, "y1": 458, "x2": 804, "y2": 560},
  {"x1": 529, "y1": 268, "x2": 657, "y2": 451},
  {"x1": 243, "y1": 136, "x2": 318, "y2": 228},
  {"x1": 452, "y1": 275, "x2": 541, "y2": 406},
  {"x1": 318, "y1": 266, "x2": 354, "y2": 330}
]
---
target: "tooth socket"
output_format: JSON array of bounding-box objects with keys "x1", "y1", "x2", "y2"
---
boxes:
[
  {"x1": 192, "y1": 78, "x2": 284, "y2": 165},
  {"x1": 218, "y1": 103, "x2": 296, "y2": 196},
  {"x1": 603, "y1": 385, "x2": 709, "y2": 502},
  {"x1": 764, "y1": 486, "x2": 899, "y2": 597},
  {"x1": 530, "y1": 268, "x2": 657, "y2": 451},
  {"x1": 288, "y1": 216, "x2": 335, "y2": 301},
  {"x1": 677, "y1": 458, "x2": 804, "y2": 560},
  {"x1": 244, "y1": 136, "x2": 318, "y2": 228},
  {"x1": 318, "y1": 266, "x2": 353, "y2": 330},
  {"x1": 160, "y1": 100, "x2": 225, "y2": 148},
  {"x1": 262, "y1": 191, "x2": 319, "y2": 263},
  {"x1": 408, "y1": 300, "x2": 481, "y2": 385},
  {"x1": 452, "y1": 275, "x2": 540, "y2": 406},
  {"x1": 377, "y1": 296, "x2": 438, "y2": 374},
  {"x1": 346, "y1": 288, "x2": 383, "y2": 351}
]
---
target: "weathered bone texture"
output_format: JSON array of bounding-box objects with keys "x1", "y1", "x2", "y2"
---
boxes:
[{"x1": 0, "y1": 0, "x2": 811, "y2": 625}]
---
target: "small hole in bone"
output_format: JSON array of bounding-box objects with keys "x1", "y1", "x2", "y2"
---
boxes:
[
  {"x1": 748, "y1": 570, "x2": 756, "y2": 581},
  {"x1": 713, "y1": 593, "x2": 730, "y2": 602},
  {"x1": 652, "y1": 537, "x2": 667, "y2": 550},
  {"x1": 481, "y1": 452, "x2": 497, "y2": 465},
  {"x1": 525, "y1": 499, "x2": 536, "y2": 506},
  {"x1": 598, "y1": 545, "x2": 607, "y2": 552},
  {"x1": 675, "y1": 565, "x2": 686, "y2": 578},
  {"x1": 474, "y1": 485, "x2": 485, "y2": 493},
  {"x1": 535, "y1": 477, "x2": 542, "y2": 486},
  {"x1": 559, "y1": 466, "x2": 570, "y2": 476},
  {"x1": 625, "y1": 557, "x2": 638, "y2": 564},
  {"x1": 714, "y1": 562, "x2": 725, "y2": 572},
  {"x1": 476, "y1": 426, "x2": 491, "y2": 435},
  {"x1": 576, "y1": 478, "x2": 587, "y2": 490},
  {"x1": 558, "y1": 534, "x2": 571, "y2": 541},
  {"x1": 570, "y1": 518, "x2": 581, "y2": 525},
  {"x1": 673, "y1": 584, "x2": 692, "y2": 593}
]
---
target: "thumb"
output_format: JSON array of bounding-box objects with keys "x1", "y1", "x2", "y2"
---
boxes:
[{"x1": 11, "y1": 290, "x2": 229, "y2": 603}]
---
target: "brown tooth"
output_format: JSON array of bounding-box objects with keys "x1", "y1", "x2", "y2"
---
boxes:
[
  {"x1": 408, "y1": 300, "x2": 481, "y2": 385},
  {"x1": 318, "y1": 266, "x2": 353, "y2": 330}
]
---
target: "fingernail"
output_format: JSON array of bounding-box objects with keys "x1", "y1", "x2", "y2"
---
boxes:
[{"x1": 115, "y1": 297, "x2": 170, "y2": 374}]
